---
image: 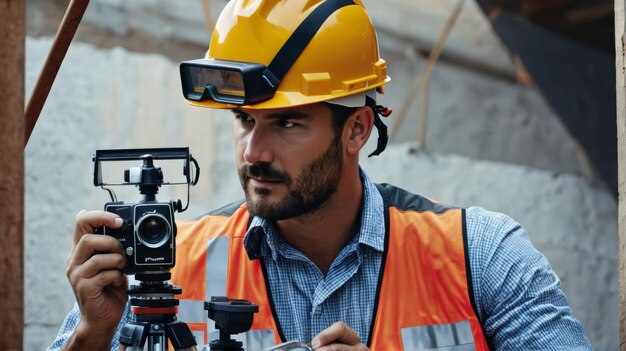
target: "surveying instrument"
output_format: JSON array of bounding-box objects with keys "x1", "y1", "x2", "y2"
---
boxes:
[{"x1": 93, "y1": 148, "x2": 259, "y2": 350}]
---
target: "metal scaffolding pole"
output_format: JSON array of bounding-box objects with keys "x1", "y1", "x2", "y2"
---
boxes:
[
  {"x1": 615, "y1": 0, "x2": 626, "y2": 349},
  {"x1": 0, "y1": 0, "x2": 25, "y2": 349}
]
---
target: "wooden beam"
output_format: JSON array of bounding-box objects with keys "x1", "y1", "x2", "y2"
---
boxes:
[
  {"x1": 615, "y1": 0, "x2": 626, "y2": 349},
  {"x1": 0, "y1": 0, "x2": 25, "y2": 350},
  {"x1": 24, "y1": 0, "x2": 90, "y2": 146}
]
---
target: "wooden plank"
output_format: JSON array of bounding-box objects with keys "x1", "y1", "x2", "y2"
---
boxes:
[
  {"x1": 615, "y1": 0, "x2": 626, "y2": 349},
  {"x1": 0, "y1": 0, "x2": 25, "y2": 350},
  {"x1": 25, "y1": 0, "x2": 90, "y2": 145}
]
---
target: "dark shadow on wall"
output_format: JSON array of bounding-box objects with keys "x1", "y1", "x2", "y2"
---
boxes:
[{"x1": 477, "y1": 1, "x2": 617, "y2": 195}]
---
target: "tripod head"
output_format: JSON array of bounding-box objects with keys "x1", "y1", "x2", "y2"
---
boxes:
[
  {"x1": 205, "y1": 297, "x2": 259, "y2": 351},
  {"x1": 119, "y1": 271, "x2": 197, "y2": 351}
]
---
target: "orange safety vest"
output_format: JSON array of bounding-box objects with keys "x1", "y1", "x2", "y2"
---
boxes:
[{"x1": 170, "y1": 183, "x2": 490, "y2": 350}]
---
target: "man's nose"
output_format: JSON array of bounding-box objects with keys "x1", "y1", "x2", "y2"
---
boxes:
[{"x1": 243, "y1": 127, "x2": 274, "y2": 165}]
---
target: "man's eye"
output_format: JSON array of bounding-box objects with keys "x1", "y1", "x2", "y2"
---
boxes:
[
  {"x1": 277, "y1": 120, "x2": 296, "y2": 128},
  {"x1": 235, "y1": 114, "x2": 254, "y2": 125}
]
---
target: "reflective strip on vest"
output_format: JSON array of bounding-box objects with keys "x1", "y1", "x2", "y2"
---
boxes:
[
  {"x1": 204, "y1": 235, "x2": 277, "y2": 348},
  {"x1": 177, "y1": 236, "x2": 230, "y2": 343},
  {"x1": 236, "y1": 329, "x2": 276, "y2": 350},
  {"x1": 401, "y1": 320, "x2": 476, "y2": 351},
  {"x1": 245, "y1": 329, "x2": 275, "y2": 349},
  {"x1": 178, "y1": 299, "x2": 206, "y2": 323},
  {"x1": 206, "y1": 235, "x2": 229, "y2": 299},
  {"x1": 190, "y1": 328, "x2": 206, "y2": 347},
  {"x1": 205, "y1": 235, "x2": 230, "y2": 337}
]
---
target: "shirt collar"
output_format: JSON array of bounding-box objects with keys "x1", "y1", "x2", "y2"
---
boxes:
[{"x1": 243, "y1": 167, "x2": 385, "y2": 260}]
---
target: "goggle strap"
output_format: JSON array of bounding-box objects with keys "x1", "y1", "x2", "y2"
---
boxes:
[{"x1": 267, "y1": 0, "x2": 356, "y2": 83}]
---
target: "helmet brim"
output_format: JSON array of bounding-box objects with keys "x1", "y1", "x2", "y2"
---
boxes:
[{"x1": 186, "y1": 76, "x2": 390, "y2": 110}]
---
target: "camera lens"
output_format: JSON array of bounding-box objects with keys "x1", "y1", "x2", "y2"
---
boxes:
[{"x1": 136, "y1": 213, "x2": 171, "y2": 248}]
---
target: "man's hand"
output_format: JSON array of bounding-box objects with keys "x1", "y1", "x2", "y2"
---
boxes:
[
  {"x1": 311, "y1": 322, "x2": 369, "y2": 351},
  {"x1": 64, "y1": 210, "x2": 128, "y2": 350}
]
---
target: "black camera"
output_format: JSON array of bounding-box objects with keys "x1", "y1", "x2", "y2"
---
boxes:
[
  {"x1": 101, "y1": 201, "x2": 176, "y2": 274},
  {"x1": 93, "y1": 148, "x2": 199, "y2": 275}
]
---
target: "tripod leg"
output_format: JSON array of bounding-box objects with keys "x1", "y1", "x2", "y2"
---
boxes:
[
  {"x1": 119, "y1": 322, "x2": 149, "y2": 350},
  {"x1": 147, "y1": 324, "x2": 169, "y2": 351},
  {"x1": 166, "y1": 321, "x2": 198, "y2": 351}
]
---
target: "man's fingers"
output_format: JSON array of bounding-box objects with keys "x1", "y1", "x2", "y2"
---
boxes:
[
  {"x1": 312, "y1": 322, "x2": 361, "y2": 349},
  {"x1": 74, "y1": 210, "x2": 123, "y2": 245},
  {"x1": 67, "y1": 252, "x2": 126, "y2": 283},
  {"x1": 91, "y1": 269, "x2": 126, "y2": 290},
  {"x1": 73, "y1": 269, "x2": 126, "y2": 297},
  {"x1": 69, "y1": 234, "x2": 125, "y2": 266}
]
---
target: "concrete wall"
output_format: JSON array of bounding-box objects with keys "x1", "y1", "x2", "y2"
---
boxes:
[
  {"x1": 25, "y1": 37, "x2": 617, "y2": 350},
  {"x1": 26, "y1": 0, "x2": 596, "y2": 180}
]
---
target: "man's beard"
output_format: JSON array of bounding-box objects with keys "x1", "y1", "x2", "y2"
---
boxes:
[{"x1": 238, "y1": 136, "x2": 343, "y2": 221}]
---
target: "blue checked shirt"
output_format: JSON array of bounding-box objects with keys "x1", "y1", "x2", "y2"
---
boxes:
[{"x1": 49, "y1": 169, "x2": 592, "y2": 350}]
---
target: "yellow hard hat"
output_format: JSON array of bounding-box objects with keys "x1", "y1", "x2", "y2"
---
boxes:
[{"x1": 181, "y1": 0, "x2": 390, "y2": 109}]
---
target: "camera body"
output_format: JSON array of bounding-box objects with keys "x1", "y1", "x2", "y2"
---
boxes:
[
  {"x1": 93, "y1": 148, "x2": 199, "y2": 275},
  {"x1": 101, "y1": 201, "x2": 176, "y2": 275}
]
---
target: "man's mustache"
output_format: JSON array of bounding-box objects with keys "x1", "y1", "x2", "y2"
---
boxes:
[{"x1": 239, "y1": 163, "x2": 290, "y2": 183}]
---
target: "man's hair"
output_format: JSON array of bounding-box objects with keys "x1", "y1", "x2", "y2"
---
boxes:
[{"x1": 324, "y1": 103, "x2": 357, "y2": 137}]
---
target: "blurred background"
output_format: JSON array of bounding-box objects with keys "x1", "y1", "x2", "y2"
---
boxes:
[{"x1": 24, "y1": 0, "x2": 617, "y2": 349}]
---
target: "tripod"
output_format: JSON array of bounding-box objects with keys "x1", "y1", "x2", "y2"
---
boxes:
[{"x1": 118, "y1": 271, "x2": 197, "y2": 351}]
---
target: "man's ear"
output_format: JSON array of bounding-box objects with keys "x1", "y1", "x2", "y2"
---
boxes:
[{"x1": 343, "y1": 106, "x2": 374, "y2": 155}]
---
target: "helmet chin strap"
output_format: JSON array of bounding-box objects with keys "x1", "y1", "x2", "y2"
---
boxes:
[
  {"x1": 327, "y1": 91, "x2": 391, "y2": 157},
  {"x1": 366, "y1": 95, "x2": 392, "y2": 157}
]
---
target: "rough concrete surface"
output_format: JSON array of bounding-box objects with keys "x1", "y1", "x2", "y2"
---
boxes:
[
  {"x1": 27, "y1": 0, "x2": 515, "y2": 76},
  {"x1": 379, "y1": 48, "x2": 595, "y2": 180},
  {"x1": 366, "y1": 0, "x2": 516, "y2": 77},
  {"x1": 25, "y1": 0, "x2": 595, "y2": 182},
  {"x1": 25, "y1": 37, "x2": 617, "y2": 350}
]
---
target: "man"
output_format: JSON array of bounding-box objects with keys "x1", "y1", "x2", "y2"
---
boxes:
[{"x1": 50, "y1": 0, "x2": 593, "y2": 350}]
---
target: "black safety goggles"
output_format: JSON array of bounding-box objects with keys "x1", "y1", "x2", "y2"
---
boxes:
[
  {"x1": 180, "y1": 59, "x2": 279, "y2": 106},
  {"x1": 179, "y1": 0, "x2": 355, "y2": 106}
]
